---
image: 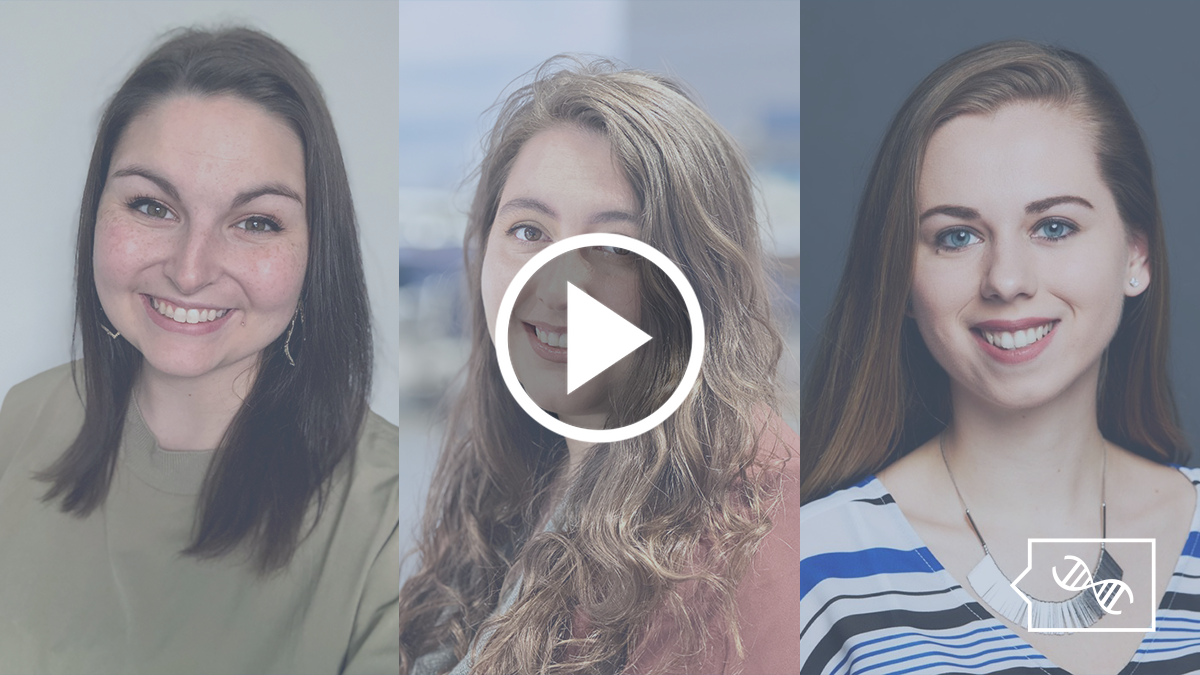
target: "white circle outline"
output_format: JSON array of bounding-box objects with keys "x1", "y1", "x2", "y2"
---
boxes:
[{"x1": 495, "y1": 233, "x2": 704, "y2": 444}]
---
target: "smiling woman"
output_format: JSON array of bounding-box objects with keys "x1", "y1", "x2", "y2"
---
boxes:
[
  {"x1": 0, "y1": 27, "x2": 397, "y2": 673},
  {"x1": 400, "y1": 58, "x2": 798, "y2": 675},
  {"x1": 799, "y1": 41, "x2": 1198, "y2": 675}
]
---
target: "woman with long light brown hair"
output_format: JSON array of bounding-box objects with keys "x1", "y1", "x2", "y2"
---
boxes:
[
  {"x1": 800, "y1": 41, "x2": 1197, "y2": 674},
  {"x1": 399, "y1": 58, "x2": 799, "y2": 675}
]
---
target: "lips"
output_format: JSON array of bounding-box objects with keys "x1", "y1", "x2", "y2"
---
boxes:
[
  {"x1": 971, "y1": 318, "x2": 1059, "y2": 364},
  {"x1": 522, "y1": 321, "x2": 567, "y2": 364},
  {"x1": 141, "y1": 294, "x2": 236, "y2": 335},
  {"x1": 149, "y1": 295, "x2": 231, "y2": 324}
]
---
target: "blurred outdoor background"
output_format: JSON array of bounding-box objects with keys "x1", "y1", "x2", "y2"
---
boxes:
[{"x1": 399, "y1": 0, "x2": 800, "y2": 579}]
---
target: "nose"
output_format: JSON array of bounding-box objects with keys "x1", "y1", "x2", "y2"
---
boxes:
[
  {"x1": 534, "y1": 250, "x2": 592, "y2": 312},
  {"x1": 980, "y1": 233, "x2": 1036, "y2": 302},
  {"x1": 162, "y1": 223, "x2": 221, "y2": 295}
]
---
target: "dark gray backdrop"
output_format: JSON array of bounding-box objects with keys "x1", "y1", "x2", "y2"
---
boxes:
[{"x1": 800, "y1": 0, "x2": 1200, "y2": 465}]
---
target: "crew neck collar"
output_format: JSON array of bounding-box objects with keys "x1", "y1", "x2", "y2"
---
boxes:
[{"x1": 120, "y1": 402, "x2": 215, "y2": 496}]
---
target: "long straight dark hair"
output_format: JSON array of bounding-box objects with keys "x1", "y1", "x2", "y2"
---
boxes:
[
  {"x1": 37, "y1": 27, "x2": 373, "y2": 573},
  {"x1": 801, "y1": 41, "x2": 1187, "y2": 504}
]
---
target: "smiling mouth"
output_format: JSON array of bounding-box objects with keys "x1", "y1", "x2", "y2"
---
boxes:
[
  {"x1": 148, "y1": 296, "x2": 231, "y2": 324},
  {"x1": 978, "y1": 322, "x2": 1056, "y2": 350}
]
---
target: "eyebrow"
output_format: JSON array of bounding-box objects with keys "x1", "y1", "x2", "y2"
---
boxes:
[
  {"x1": 918, "y1": 205, "x2": 980, "y2": 223},
  {"x1": 110, "y1": 165, "x2": 303, "y2": 208},
  {"x1": 1025, "y1": 195, "x2": 1094, "y2": 214},
  {"x1": 919, "y1": 195, "x2": 1095, "y2": 223},
  {"x1": 496, "y1": 196, "x2": 639, "y2": 226}
]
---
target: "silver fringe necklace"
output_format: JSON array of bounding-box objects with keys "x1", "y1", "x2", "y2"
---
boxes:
[{"x1": 939, "y1": 434, "x2": 1122, "y2": 634}]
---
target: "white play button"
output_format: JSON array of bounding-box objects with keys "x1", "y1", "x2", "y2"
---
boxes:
[{"x1": 567, "y1": 282, "x2": 651, "y2": 394}]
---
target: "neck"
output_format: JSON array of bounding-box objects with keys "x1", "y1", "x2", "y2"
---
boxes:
[
  {"x1": 942, "y1": 371, "x2": 1108, "y2": 520},
  {"x1": 563, "y1": 436, "x2": 591, "y2": 479},
  {"x1": 135, "y1": 360, "x2": 257, "y2": 451}
]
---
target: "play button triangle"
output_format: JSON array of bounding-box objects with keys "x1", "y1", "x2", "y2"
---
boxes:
[{"x1": 567, "y1": 282, "x2": 652, "y2": 394}]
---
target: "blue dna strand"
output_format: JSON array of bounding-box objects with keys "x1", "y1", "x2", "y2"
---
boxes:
[{"x1": 1053, "y1": 554, "x2": 1134, "y2": 615}]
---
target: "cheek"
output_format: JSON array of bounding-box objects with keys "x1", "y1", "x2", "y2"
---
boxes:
[
  {"x1": 610, "y1": 272, "x2": 641, "y2": 326},
  {"x1": 93, "y1": 214, "x2": 155, "y2": 292},
  {"x1": 242, "y1": 244, "x2": 306, "y2": 308},
  {"x1": 480, "y1": 251, "x2": 507, "y2": 341}
]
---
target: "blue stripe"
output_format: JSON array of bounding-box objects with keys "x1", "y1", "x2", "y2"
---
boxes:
[
  {"x1": 1135, "y1": 638, "x2": 1200, "y2": 656},
  {"x1": 1156, "y1": 616, "x2": 1200, "y2": 626},
  {"x1": 852, "y1": 475, "x2": 875, "y2": 488},
  {"x1": 892, "y1": 653, "x2": 1051, "y2": 672},
  {"x1": 801, "y1": 547, "x2": 944, "y2": 599},
  {"x1": 828, "y1": 624, "x2": 1027, "y2": 675},
  {"x1": 854, "y1": 643, "x2": 1051, "y2": 672},
  {"x1": 852, "y1": 633, "x2": 1020, "y2": 671},
  {"x1": 1183, "y1": 531, "x2": 1200, "y2": 559}
]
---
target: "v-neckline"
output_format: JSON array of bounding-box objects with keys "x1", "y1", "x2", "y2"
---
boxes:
[{"x1": 870, "y1": 466, "x2": 1200, "y2": 675}]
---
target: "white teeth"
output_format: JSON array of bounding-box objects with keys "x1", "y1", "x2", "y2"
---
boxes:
[
  {"x1": 152, "y1": 298, "x2": 228, "y2": 324},
  {"x1": 534, "y1": 327, "x2": 567, "y2": 349},
  {"x1": 981, "y1": 323, "x2": 1055, "y2": 351}
]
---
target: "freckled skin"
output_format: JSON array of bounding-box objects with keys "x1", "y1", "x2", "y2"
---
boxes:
[
  {"x1": 94, "y1": 94, "x2": 308, "y2": 387},
  {"x1": 911, "y1": 104, "x2": 1149, "y2": 411},
  {"x1": 481, "y1": 126, "x2": 641, "y2": 429}
]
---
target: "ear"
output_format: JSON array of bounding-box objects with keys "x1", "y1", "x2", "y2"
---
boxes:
[{"x1": 1125, "y1": 229, "x2": 1150, "y2": 297}]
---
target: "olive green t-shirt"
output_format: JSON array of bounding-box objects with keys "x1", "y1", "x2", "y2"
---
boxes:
[{"x1": 0, "y1": 363, "x2": 399, "y2": 674}]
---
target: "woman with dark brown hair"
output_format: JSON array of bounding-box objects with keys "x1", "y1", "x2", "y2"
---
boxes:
[
  {"x1": 800, "y1": 41, "x2": 1198, "y2": 674},
  {"x1": 0, "y1": 27, "x2": 397, "y2": 672},
  {"x1": 399, "y1": 58, "x2": 799, "y2": 675}
]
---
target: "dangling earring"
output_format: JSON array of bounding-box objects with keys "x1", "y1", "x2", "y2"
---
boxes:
[
  {"x1": 283, "y1": 306, "x2": 304, "y2": 367},
  {"x1": 1130, "y1": 277, "x2": 1140, "y2": 288},
  {"x1": 100, "y1": 316, "x2": 120, "y2": 340}
]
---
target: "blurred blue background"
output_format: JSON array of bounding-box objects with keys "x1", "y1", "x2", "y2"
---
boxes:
[{"x1": 399, "y1": 0, "x2": 800, "y2": 580}]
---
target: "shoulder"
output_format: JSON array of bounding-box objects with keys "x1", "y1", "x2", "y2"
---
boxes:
[
  {"x1": 354, "y1": 409, "x2": 400, "y2": 475},
  {"x1": 800, "y1": 475, "x2": 947, "y2": 619},
  {"x1": 338, "y1": 409, "x2": 399, "y2": 522},
  {"x1": 0, "y1": 363, "x2": 81, "y2": 477}
]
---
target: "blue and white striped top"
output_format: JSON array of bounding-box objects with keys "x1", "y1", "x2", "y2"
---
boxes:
[{"x1": 800, "y1": 466, "x2": 1200, "y2": 675}]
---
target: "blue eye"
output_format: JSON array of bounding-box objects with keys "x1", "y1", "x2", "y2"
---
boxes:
[
  {"x1": 936, "y1": 228, "x2": 981, "y2": 250},
  {"x1": 1034, "y1": 217, "x2": 1077, "y2": 240}
]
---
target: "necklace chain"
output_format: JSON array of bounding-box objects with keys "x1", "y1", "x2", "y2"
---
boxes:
[{"x1": 938, "y1": 432, "x2": 1108, "y2": 547}]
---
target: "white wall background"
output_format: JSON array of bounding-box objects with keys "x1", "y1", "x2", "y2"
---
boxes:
[{"x1": 0, "y1": 0, "x2": 400, "y2": 426}]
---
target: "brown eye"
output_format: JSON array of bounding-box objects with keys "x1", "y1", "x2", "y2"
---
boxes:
[
  {"x1": 236, "y1": 216, "x2": 282, "y2": 233},
  {"x1": 510, "y1": 224, "x2": 545, "y2": 242},
  {"x1": 131, "y1": 198, "x2": 175, "y2": 220}
]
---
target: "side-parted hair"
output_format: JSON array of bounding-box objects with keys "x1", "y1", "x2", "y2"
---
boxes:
[
  {"x1": 38, "y1": 27, "x2": 373, "y2": 573},
  {"x1": 801, "y1": 40, "x2": 1187, "y2": 504},
  {"x1": 399, "y1": 57, "x2": 786, "y2": 674}
]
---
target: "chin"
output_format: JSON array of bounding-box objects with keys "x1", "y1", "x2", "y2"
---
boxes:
[{"x1": 139, "y1": 348, "x2": 254, "y2": 381}]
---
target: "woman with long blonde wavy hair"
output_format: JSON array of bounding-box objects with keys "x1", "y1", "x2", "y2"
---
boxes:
[{"x1": 399, "y1": 57, "x2": 800, "y2": 675}]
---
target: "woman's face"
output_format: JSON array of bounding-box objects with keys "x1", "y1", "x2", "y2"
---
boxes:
[
  {"x1": 481, "y1": 125, "x2": 641, "y2": 429},
  {"x1": 911, "y1": 103, "x2": 1149, "y2": 411},
  {"x1": 94, "y1": 94, "x2": 308, "y2": 383}
]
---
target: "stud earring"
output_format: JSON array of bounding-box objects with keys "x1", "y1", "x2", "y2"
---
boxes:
[{"x1": 1130, "y1": 277, "x2": 1140, "y2": 288}]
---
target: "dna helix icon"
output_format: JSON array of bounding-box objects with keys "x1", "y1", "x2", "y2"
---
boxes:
[{"x1": 1053, "y1": 555, "x2": 1134, "y2": 615}]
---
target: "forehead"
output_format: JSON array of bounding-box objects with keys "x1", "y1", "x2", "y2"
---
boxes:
[
  {"x1": 110, "y1": 94, "x2": 304, "y2": 190},
  {"x1": 500, "y1": 125, "x2": 638, "y2": 217},
  {"x1": 918, "y1": 104, "x2": 1106, "y2": 211}
]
